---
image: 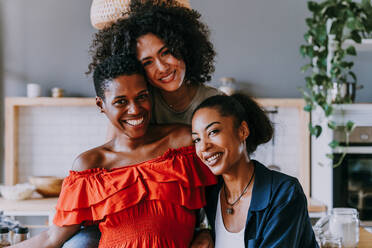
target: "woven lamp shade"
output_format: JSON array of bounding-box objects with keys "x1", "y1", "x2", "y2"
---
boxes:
[{"x1": 90, "y1": 0, "x2": 191, "y2": 30}]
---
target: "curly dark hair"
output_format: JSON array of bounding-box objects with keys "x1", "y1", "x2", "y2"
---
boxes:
[
  {"x1": 93, "y1": 54, "x2": 145, "y2": 100},
  {"x1": 88, "y1": 0, "x2": 215, "y2": 85},
  {"x1": 192, "y1": 94, "x2": 274, "y2": 155}
]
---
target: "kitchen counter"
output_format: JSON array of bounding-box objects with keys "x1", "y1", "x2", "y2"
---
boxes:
[
  {"x1": 359, "y1": 227, "x2": 372, "y2": 247},
  {"x1": 308, "y1": 198, "x2": 327, "y2": 213}
]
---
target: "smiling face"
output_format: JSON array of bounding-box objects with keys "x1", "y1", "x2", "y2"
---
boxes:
[
  {"x1": 136, "y1": 33, "x2": 186, "y2": 92},
  {"x1": 97, "y1": 74, "x2": 151, "y2": 139},
  {"x1": 191, "y1": 107, "x2": 249, "y2": 175}
]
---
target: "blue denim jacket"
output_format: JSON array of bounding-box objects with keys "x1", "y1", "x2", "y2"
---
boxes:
[{"x1": 204, "y1": 160, "x2": 319, "y2": 248}]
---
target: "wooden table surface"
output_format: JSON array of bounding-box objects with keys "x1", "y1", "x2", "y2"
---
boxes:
[{"x1": 359, "y1": 227, "x2": 372, "y2": 248}]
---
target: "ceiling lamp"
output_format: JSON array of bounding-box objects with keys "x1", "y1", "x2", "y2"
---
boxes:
[{"x1": 90, "y1": 0, "x2": 191, "y2": 30}]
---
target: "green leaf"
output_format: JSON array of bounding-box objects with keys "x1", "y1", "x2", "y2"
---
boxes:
[
  {"x1": 315, "y1": 125, "x2": 322, "y2": 138},
  {"x1": 326, "y1": 153, "x2": 334, "y2": 160},
  {"x1": 325, "y1": 6, "x2": 339, "y2": 18},
  {"x1": 328, "y1": 121, "x2": 337, "y2": 130},
  {"x1": 330, "y1": 21, "x2": 343, "y2": 35},
  {"x1": 361, "y1": 0, "x2": 372, "y2": 9},
  {"x1": 330, "y1": 66, "x2": 341, "y2": 77},
  {"x1": 346, "y1": 121, "x2": 355, "y2": 132},
  {"x1": 346, "y1": 45, "x2": 357, "y2": 56},
  {"x1": 305, "y1": 18, "x2": 314, "y2": 27},
  {"x1": 318, "y1": 27, "x2": 328, "y2": 43},
  {"x1": 300, "y1": 45, "x2": 307, "y2": 57},
  {"x1": 323, "y1": 104, "x2": 333, "y2": 117},
  {"x1": 313, "y1": 74, "x2": 328, "y2": 85},
  {"x1": 346, "y1": 17, "x2": 357, "y2": 29},
  {"x1": 350, "y1": 31, "x2": 362, "y2": 43},
  {"x1": 308, "y1": 1, "x2": 319, "y2": 12},
  {"x1": 309, "y1": 124, "x2": 322, "y2": 138},
  {"x1": 329, "y1": 140, "x2": 340, "y2": 149},
  {"x1": 301, "y1": 64, "x2": 311, "y2": 73},
  {"x1": 304, "y1": 104, "x2": 313, "y2": 112},
  {"x1": 306, "y1": 46, "x2": 314, "y2": 57},
  {"x1": 340, "y1": 61, "x2": 354, "y2": 68},
  {"x1": 346, "y1": 17, "x2": 364, "y2": 30}
]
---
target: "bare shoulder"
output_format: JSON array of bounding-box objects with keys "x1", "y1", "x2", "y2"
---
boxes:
[
  {"x1": 166, "y1": 124, "x2": 193, "y2": 148},
  {"x1": 72, "y1": 146, "x2": 107, "y2": 172}
]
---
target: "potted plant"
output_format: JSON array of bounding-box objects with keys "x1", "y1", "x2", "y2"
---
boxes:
[{"x1": 300, "y1": 0, "x2": 372, "y2": 166}]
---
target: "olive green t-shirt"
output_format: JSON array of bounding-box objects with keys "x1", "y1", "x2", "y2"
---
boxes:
[{"x1": 152, "y1": 85, "x2": 221, "y2": 125}]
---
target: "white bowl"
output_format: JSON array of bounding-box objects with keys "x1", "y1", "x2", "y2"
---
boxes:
[{"x1": 0, "y1": 183, "x2": 35, "y2": 200}]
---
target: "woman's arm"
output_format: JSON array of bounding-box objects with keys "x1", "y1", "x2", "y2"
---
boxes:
[
  {"x1": 190, "y1": 209, "x2": 214, "y2": 248},
  {"x1": 10, "y1": 224, "x2": 80, "y2": 248}
]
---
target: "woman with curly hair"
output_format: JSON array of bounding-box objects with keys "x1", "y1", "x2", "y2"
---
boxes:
[{"x1": 88, "y1": 0, "x2": 221, "y2": 125}]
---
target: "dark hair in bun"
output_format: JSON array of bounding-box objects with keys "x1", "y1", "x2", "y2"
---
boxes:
[{"x1": 192, "y1": 94, "x2": 273, "y2": 154}]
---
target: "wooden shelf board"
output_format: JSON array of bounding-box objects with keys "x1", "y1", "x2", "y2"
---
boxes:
[
  {"x1": 0, "y1": 197, "x2": 57, "y2": 214},
  {"x1": 5, "y1": 97, "x2": 96, "y2": 107}
]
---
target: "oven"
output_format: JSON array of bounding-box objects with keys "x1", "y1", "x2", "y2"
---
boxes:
[{"x1": 332, "y1": 127, "x2": 372, "y2": 221}]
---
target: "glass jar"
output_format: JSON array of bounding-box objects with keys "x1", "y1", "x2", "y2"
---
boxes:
[
  {"x1": 218, "y1": 77, "x2": 236, "y2": 96},
  {"x1": 329, "y1": 208, "x2": 359, "y2": 248},
  {"x1": 12, "y1": 226, "x2": 29, "y2": 244},
  {"x1": 0, "y1": 226, "x2": 11, "y2": 247},
  {"x1": 51, "y1": 87, "x2": 64, "y2": 98},
  {"x1": 313, "y1": 226, "x2": 323, "y2": 247},
  {"x1": 320, "y1": 234, "x2": 342, "y2": 248}
]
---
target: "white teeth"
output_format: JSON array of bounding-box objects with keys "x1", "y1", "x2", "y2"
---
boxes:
[
  {"x1": 160, "y1": 71, "x2": 174, "y2": 81},
  {"x1": 206, "y1": 153, "x2": 222, "y2": 163},
  {"x1": 125, "y1": 117, "x2": 144, "y2": 126}
]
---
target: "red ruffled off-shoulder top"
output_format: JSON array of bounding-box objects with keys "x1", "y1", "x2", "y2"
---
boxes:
[{"x1": 54, "y1": 146, "x2": 217, "y2": 248}]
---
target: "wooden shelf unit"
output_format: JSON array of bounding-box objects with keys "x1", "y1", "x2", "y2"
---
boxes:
[{"x1": 4, "y1": 97, "x2": 97, "y2": 185}]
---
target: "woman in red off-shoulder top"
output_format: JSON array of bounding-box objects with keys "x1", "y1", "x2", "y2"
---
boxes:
[{"x1": 10, "y1": 54, "x2": 216, "y2": 248}]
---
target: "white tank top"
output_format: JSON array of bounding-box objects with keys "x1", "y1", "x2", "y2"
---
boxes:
[{"x1": 215, "y1": 191, "x2": 245, "y2": 248}]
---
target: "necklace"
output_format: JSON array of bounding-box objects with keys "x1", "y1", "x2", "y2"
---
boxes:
[
  {"x1": 223, "y1": 166, "x2": 255, "y2": 215},
  {"x1": 160, "y1": 84, "x2": 197, "y2": 112}
]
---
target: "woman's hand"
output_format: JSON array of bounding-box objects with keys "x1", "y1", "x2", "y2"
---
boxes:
[{"x1": 190, "y1": 230, "x2": 214, "y2": 248}]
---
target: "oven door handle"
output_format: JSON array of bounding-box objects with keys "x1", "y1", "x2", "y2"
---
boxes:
[{"x1": 333, "y1": 146, "x2": 372, "y2": 154}]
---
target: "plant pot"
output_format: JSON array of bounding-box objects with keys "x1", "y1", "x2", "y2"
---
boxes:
[{"x1": 330, "y1": 82, "x2": 363, "y2": 103}]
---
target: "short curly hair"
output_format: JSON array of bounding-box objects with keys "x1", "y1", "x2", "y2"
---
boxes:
[
  {"x1": 93, "y1": 54, "x2": 145, "y2": 100},
  {"x1": 88, "y1": 0, "x2": 216, "y2": 85}
]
